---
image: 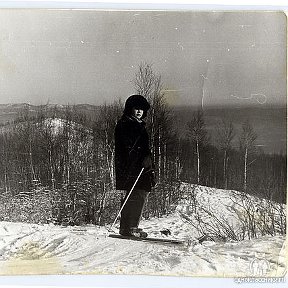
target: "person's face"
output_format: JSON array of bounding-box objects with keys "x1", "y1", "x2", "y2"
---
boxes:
[{"x1": 132, "y1": 107, "x2": 144, "y2": 120}]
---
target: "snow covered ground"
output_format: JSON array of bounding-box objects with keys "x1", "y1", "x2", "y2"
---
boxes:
[{"x1": 0, "y1": 184, "x2": 286, "y2": 278}]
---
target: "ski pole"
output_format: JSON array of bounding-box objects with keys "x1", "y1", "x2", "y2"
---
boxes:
[{"x1": 110, "y1": 167, "x2": 144, "y2": 232}]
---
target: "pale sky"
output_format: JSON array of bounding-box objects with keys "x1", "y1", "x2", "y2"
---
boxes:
[{"x1": 0, "y1": 10, "x2": 286, "y2": 107}]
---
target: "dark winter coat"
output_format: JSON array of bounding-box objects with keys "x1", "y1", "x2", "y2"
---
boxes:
[{"x1": 115, "y1": 114, "x2": 155, "y2": 192}]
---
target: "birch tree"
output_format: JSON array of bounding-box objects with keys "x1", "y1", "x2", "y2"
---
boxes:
[
  {"x1": 92, "y1": 101, "x2": 122, "y2": 223},
  {"x1": 239, "y1": 119, "x2": 257, "y2": 192},
  {"x1": 187, "y1": 110, "x2": 208, "y2": 184},
  {"x1": 133, "y1": 62, "x2": 173, "y2": 182},
  {"x1": 216, "y1": 118, "x2": 235, "y2": 189},
  {"x1": 132, "y1": 62, "x2": 183, "y2": 217}
]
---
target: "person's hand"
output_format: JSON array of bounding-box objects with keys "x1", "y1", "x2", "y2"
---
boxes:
[{"x1": 142, "y1": 156, "x2": 152, "y2": 170}]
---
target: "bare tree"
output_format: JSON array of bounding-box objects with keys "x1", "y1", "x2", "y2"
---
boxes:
[
  {"x1": 92, "y1": 100, "x2": 123, "y2": 223},
  {"x1": 133, "y1": 62, "x2": 156, "y2": 98},
  {"x1": 187, "y1": 110, "x2": 208, "y2": 184},
  {"x1": 0, "y1": 132, "x2": 10, "y2": 193},
  {"x1": 216, "y1": 118, "x2": 235, "y2": 189},
  {"x1": 133, "y1": 62, "x2": 173, "y2": 182},
  {"x1": 132, "y1": 62, "x2": 184, "y2": 218},
  {"x1": 239, "y1": 119, "x2": 257, "y2": 192},
  {"x1": 94, "y1": 101, "x2": 123, "y2": 187}
]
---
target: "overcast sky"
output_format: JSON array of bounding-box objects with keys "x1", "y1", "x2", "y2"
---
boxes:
[{"x1": 0, "y1": 10, "x2": 286, "y2": 107}]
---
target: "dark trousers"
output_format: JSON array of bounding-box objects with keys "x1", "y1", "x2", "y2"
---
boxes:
[{"x1": 120, "y1": 189, "x2": 149, "y2": 232}]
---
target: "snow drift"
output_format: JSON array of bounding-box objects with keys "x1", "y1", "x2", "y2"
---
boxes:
[{"x1": 0, "y1": 183, "x2": 286, "y2": 277}]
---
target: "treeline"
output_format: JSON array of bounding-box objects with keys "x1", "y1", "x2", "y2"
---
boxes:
[
  {"x1": 0, "y1": 104, "x2": 122, "y2": 225},
  {"x1": 0, "y1": 63, "x2": 286, "y2": 225},
  {"x1": 180, "y1": 112, "x2": 286, "y2": 204}
]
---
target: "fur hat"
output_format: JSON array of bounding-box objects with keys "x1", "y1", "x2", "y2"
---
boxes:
[{"x1": 123, "y1": 95, "x2": 150, "y2": 118}]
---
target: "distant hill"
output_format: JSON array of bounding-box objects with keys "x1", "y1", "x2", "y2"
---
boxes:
[
  {"x1": 0, "y1": 103, "x2": 101, "y2": 126},
  {"x1": 0, "y1": 103, "x2": 286, "y2": 154}
]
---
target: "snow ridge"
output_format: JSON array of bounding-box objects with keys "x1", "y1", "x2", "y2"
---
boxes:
[{"x1": 0, "y1": 184, "x2": 286, "y2": 277}]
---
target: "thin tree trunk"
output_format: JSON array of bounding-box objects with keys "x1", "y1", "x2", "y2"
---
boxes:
[
  {"x1": 244, "y1": 147, "x2": 248, "y2": 192},
  {"x1": 158, "y1": 128, "x2": 161, "y2": 181},
  {"x1": 163, "y1": 142, "x2": 167, "y2": 179},
  {"x1": 109, "y1": 150, "x2": 115, "y2": 187},
  {"x1": 4, "y1": 166, "x2": 8, "y2": 193},
  {"x1": 214, "y1": 159, "x2": 217, "y2": 187},
  {"x1": 97, "y1": 183, "x2": 107, "y2": 225},
  {"x1": 223, "y1": 150, "x2": 227, "y2": 189},
  {"x1": 3, "y1": 139, "x2": 9, "y2": 193},
  {"x1": 66, "y1": 126, "x2": 71, "y2": 184},
  {"x1": 196, "y1": 140, "x2": 200, "y2": 184},
  {"x1": 29, "y1": 141, "x2": 36, "y2": 181},
  {"x1": 49, "y1": 148, "x2": 55, "y2": 190},
  {"x1": 225, "y1": 156, "x2": 229, "y2": 189}
]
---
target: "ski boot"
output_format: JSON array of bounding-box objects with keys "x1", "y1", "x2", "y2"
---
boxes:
[
  {"x1": 130, "y1": 227, "x2": 148, "y2": 238},
  {"x1": 120, "y1": 227, "x2": 148, "y2": 238}
]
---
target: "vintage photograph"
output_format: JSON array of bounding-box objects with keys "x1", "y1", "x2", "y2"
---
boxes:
[{"x1": 0, "y1": 9, "x2": 286, "y2": 278}]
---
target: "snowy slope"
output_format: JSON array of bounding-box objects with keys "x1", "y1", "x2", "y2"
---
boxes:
[
  {"x1": 0, "y1": 184, "x2": 286, "y2": 277},
  {"x1": 175, "y1": 183, "x2": 286, "y2": 241}
]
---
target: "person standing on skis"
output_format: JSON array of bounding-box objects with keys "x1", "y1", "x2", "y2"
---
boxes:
[{"x1": 114, "y1": 94, "x2": 156, "y2": 237}]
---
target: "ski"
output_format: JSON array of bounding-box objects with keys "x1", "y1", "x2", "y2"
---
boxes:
[{"x1": 108, "y1": 234, "x2": 187, "y2": 245}]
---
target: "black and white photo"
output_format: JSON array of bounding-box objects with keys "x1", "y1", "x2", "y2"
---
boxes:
[{"x1": 0, "y1": 9, "x2": 286, "y2": 278}]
